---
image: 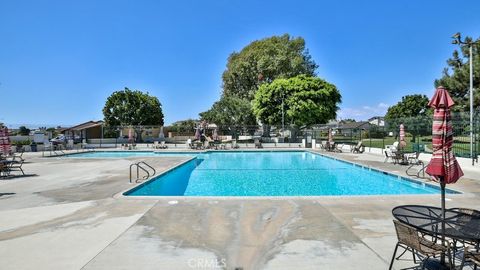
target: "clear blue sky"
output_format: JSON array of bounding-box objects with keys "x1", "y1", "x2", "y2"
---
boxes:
[{"x1": 1, "y1": 0, "x2": 479, "y2": 127}]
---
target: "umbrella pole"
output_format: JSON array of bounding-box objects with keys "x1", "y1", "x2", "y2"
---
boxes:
[{"x1": 440, "y1": 177, "x2": 446, "y2": 265}]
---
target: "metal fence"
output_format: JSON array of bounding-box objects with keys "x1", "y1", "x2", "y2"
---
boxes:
[
  {"x1": 305, "y1": 112, "x2": 479, "y2": 163},
  {"x1": 82, "y1": 111, "x2": 479, "y2": 163}
]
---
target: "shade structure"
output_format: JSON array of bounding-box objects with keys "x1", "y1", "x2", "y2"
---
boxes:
[
  {"x1": 0, "y1": 127, "x2": 11, "y2": 155},
  {"x1": 213, "y1": 128, "x2": 219, "y2": 141},
  {"x1": 425, "y1": 86, "x2": 464, "y2": 265},
  {"x1": 399, "y1": 124, "x2": 406, "y2": 149},
  {"x1": 194, "y1": 127, "x2": 201, "y2": 140},
  {"x1": 128, "y1": 128, "x2": 134, "y2": 143},
  {"x1": 158, "y1": 126, "x2": 165, "y2": 142}
]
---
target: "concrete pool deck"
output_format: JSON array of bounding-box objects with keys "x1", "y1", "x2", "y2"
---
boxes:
[{"x1": 0, "y1": 150, "x2": 479, "y2": 269}]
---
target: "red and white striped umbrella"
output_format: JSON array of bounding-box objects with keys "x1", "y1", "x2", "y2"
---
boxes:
[
  {"x1": 399, "y1": 124, "x2": 406, "y2": 149},
  {"x1": 0, "y1": 127, "x2": 11, "y2": 155},
  {"x1": 425, "y1": 87, "x2": 464, "y2": 183},
  {"x1": 194, "y1": 127, "x2": 201, "y2": 140},
  {"x1": 425, "y1": 87, "x2": 464, "y2": 265}
]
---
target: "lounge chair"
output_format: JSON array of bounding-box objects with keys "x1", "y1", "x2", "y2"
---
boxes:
[
  {"x1": 389, "y1": 220, "x2": 452, "y2": 270},
  {"x1": 351, "y1": 141, "x2": 365, "y2": 153},
  {"x1": 335, "y1": 143, "x2": 344, "y2": 153},
  {"x1": 153, "y1": 141, "x2": 159, "y2": 149},
  {"x1": 186, "y1": 139, "x2": 194, "y2": 149},
  {"x1": 231, "y1": 140, "x2": 239, "y2": 149}
]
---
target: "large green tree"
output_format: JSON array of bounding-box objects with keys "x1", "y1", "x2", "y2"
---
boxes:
[
  {"x1": 199, "y1": 96, "x2": 257, "y2": 127},
  {"x1": 103, "y1": 87, "x2": 164, "y2": 127},
  {"x1": 385, "y1": 94, "x2": 430, "y2": 120},
  {"x1": 222, "y1": 34, "x2": 317, "y2": 100},
  {"x1": 252, "y1": 75, "x2": 341, "y2": 126},
  {"x1": 435, "y1": 36, "x2": 480, "y2": 111}
]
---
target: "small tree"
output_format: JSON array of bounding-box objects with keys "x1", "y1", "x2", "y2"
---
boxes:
[
  {"x1": 385, "y1": 94, "x2": 430, "y2": 121},
  {"x1": 103, "y1": 87, "x2": 164, "y2": 141},
  {"x1": 253, "y1": 75, "x2": 341, "y2": 127},
  {"x1": 18, "y1": 126, "x2": 31, "y2": 136}
]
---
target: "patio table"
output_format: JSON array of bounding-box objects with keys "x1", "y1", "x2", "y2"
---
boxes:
[
  {"x1": 393, "y1": 205, "x2": 480, "y2": 244},
  {"x1": 393, "y1": 205, "x2": 480, "y2": 269}
]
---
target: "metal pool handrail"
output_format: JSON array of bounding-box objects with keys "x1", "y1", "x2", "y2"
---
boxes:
[{"x1": 129, "y1": 161, "x2": 156, "y2": 183}]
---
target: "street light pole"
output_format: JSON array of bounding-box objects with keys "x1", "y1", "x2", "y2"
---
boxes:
[
  {"x1": 282, "y1": 94, "x2": 285, "y2": 138},
  {"x1": 452, "y1": 32, "x2": 477, "y2": 165},
  {"x1": 470, "y1": 44, "x2": 474, "y2": 165}
]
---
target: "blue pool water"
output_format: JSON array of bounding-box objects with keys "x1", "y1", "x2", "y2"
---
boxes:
[{"x1": 124, "y1": 151, "x2": 455, "y2": 196}]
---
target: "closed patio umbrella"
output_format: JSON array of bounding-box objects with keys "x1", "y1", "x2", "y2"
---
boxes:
[
  {"x1": 158, "y1": 126, "x2": 165, "y2": 142},
  {"x1": 194, "y1": 127, "x2": 201, "y2": 141},
  {"x1": 0, "y1": 126, "x2": 11, "y2": 156},
  {"x1": 327, "y1": 128, "x2": 334, "y2": 151},
  {"x1": 128, "y1": 128, "x2": 134, "y2": 143},
  {"x1": 399, "y1": 124, "x2": 406, "y2": 150},
  {"x1": 425, "y1": 86, "x2": 464, "y2": 265}
]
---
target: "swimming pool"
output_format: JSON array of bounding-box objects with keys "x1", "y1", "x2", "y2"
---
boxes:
[{"x1": 125, "y1": 151, "x2": 456, "y2": 196}]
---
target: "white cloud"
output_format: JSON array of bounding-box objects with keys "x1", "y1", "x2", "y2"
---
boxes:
[{"x1": 338, "y1": 103, "x2": 389, "y2": 121}]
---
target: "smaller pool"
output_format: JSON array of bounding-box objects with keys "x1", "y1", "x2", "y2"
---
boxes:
[{"x1": 68, "y1": 151, "x2": 197, "y2": 158}]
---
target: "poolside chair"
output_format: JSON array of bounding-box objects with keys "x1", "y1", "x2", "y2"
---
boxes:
[
  {"x1": 351, "y1": 141, "x2": 365, "y2": 153},
  {"x1": 334, "y1": 143, "x2": 344, "y2": 153},
  {"x1": 153, "y1": 141, "x2": 159, "y2": 149},
  {"x1": 44, "y1": 140, "x2": 53, "y2": 151},
  {"x1": 3, "y1": 155, "x2": 25, "y2": 176},
  {"x1": 12, "y1": 150, "x2": 25, "y2": 162},
  {"x1": 460, "y1": 248, "x2": 480, "y2": 270},
  {"x1": 186, "y1": 139, "x2": 194, "y2": 149},
  {"x1": 389, "y1": 220, "x2": 452, "y2": 270},
  {"x1": 384, "y1": 150, "x2": 401, "y2": 164},
  {"x1": 160, "y1": 141, "x2": 168, "y2": 149},
  {"x1": 231, "y1": 140, "x2": 239, "y2": 149},
  {"x1": 254, "y1": 138, "x2": 263, "y2": 149},
  {"x1": 0, "y1": 162, "x2": 8, "y2": 178}
]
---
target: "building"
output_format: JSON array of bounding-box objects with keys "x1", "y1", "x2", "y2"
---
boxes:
[
  {"x1": 337, "y1": 121, "x2": 371, "y2": 136},
  {"x1": 368, "y1": 116, "x2": 385, "y2": 127},
  {"x1": 61, "y1": 121, "x2": 104, "y2": 141}
]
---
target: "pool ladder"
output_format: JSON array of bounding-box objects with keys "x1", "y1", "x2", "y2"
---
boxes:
[{"x1": 130, "y1": 161, "x2": 156, "y2": 183}]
